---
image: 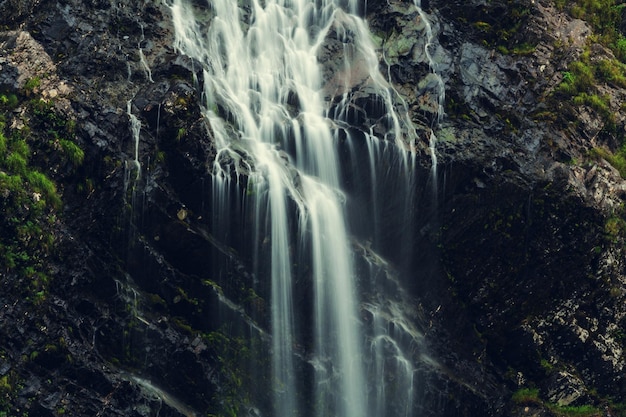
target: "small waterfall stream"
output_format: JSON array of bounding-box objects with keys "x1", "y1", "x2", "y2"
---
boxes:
[
  {"x1": 127, "y1": 100, "x2": 142, "y2": 177},
  {"x1": 166, "y1": 1, "x2": 444, "y2": 416}
]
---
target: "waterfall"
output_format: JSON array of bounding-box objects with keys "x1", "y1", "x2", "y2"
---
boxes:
[{"x1": 167, "y1": 1, "x2": 441, "y2": 416}]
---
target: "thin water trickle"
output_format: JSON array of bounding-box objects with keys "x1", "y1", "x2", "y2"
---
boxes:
[
  {"x1": 126, "y1": 100, "x2": 141, "y2": 177},
  {"x1": 138, "y1": 23, "x2": 155, "y2": 83},
  {"x1": 413, "y1": 0, "x2": 445, "y2": 189}
]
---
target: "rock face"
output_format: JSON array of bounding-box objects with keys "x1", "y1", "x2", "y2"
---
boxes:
[{"x1": 0, "y1": 0, "x2": 625, "y2": 416}]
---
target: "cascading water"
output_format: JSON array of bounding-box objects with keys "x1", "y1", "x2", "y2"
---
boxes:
[
  {"x1": 413, "y1": 0, "x2": 445, "y2": 190},
  {"x1": 138, "y1": 23, "x2": 155, "y2": 84},
  {"x1": 166, "y1": 0, "x2": 444, "y2": 416},
  {"x1": 127, "y1": 100, "x2": 142, "y2": 177}
]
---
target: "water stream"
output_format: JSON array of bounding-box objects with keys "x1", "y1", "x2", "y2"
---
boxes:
[{"x1": 166, "y1": 1, "x2": 444, "y2": 416}]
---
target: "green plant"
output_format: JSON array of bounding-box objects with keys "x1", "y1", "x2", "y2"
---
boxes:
[
  {"x1": 604, "y1": 214, "x2": 626, "y2": 240},
  {"x1": 512, "y1": 387, "x2": 541, "y2": 405},
  {"x1": 0, "y1": 89, "x2": 61, "y2": 289},
  {"x1": 540, "y1": 358, "x2": 554, "y2": 373},
  {"x1": 23, "y1": 76, "x2": 41, "y2": 93},
  {"x1": 511, "y1": 42, "x2": 536, "y2": 55},
  {"x1": 59, "y1": 139, "x2": 84, "y2": 166},
  {"x1": 0, "y1": 375, "x2": 10, "y2": 393},
  {"x1": 26, "y1": 171, "x2": 61, "y2": 209},
  {"x1": 473, "y1": 21, "x2": 492, "y2": 32},
  {"x1": 557, "y1": 60, "x2": 597, "y2": 96},
  {"x1": 615, "y1": 36, "x2": 626, "y2": 61},
  {"x1": 548, "y1": 404, "x2": 602, "y2": 417},
  {"x1": 6, "y1": 153, "x2": 28, "y2": 176},
  {"x1": 596, "y1": 58, "x2": 626, "y2": 87},
  {"x1": 589, "y1": 147, "x2": 626, "y2": 178},
  {"x1": 0, "y1": 94, "x2": 18, "y2": 109}
]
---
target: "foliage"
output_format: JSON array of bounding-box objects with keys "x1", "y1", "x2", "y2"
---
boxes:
[
  {"x1": 59, "y1": 138, "x2": 84, "y2": 166},
  {"x1": 23, "y1": 76, "x2": 41, "y2": 94},
  {"x1": 568, "y1": 0, "x2": 621, "y2": 44},
  {"x1": 512, "y1": 387, "x2": 541, "y2": 405},
  {"x1": 0, "y1": 90, "x2": 77, "y2": 301},
  {"x1": 465, "y1": 2, "x2": 536, "y2": 55},
  {"x1": 512, "y1": 387, "x2": 603, "y2": 416},
  {"x1": 552, "y1": 0, "x2": 626, "y2": 144},
  {"x1": 589, "y1": 146, "x2": 626, "y2": 178},
  {"x1": 202, "y1": 329, "x2": 254, "y2": 416},
  {"x1": 548, "y1": 404, "x2": 602, "y2": 417},
  {"x1": 595, "y1": 58, "x2": 626, "y2": 87},
  {"x1": 556, "y1": 56, "x2": 617, "y2": 133},
  {"x1": 511, "y1": 42, "x2": 537, "y2": 55},
  {"x1": 603, "y1": 212, "x2": 626, "y2": 242},
  {"x1": 0, "y1": 94, "x2": 18, "y2": 109},
  {"x1": 614, "y1": 36, "x2": 626, "y2": 61}
]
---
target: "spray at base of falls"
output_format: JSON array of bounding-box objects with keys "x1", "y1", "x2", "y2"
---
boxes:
[{"x1": 167, "y1": 1, "x2": 445, "y2": 416}]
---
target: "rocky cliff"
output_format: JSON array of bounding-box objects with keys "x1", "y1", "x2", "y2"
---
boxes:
[{"x1": 0, "y1": 0, "x2": 625, "y2": 416}]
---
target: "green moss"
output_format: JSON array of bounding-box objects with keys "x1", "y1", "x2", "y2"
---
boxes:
[
  {"x1": 512, "y1": 387, "x2": 602, "y2": 416},
  {"x1": 146, "y1": 293, "x2": 167, "y2": 308},
  {"x1": 540, "y1": 358, "x2": 554, "y2": 373},
  {"x1": 511, "y1": 43, "x2": 536, "y2": 55},
  {"x1": 589, "y1": 147, "x2": 626, "y2": 178},
  {"x1": 570, "y1": 60, "x2": 596, "y2": 92},
  {"x1": 26, "y1": 171, "x2": 61, "y2": 209},
  {"x1": 466, "y1": 2, "x2": 533, "y2": 54},
  {"x1": 201, "y1": 329, "x2": 254, "y2": 415},
  {"x1": 0, "y1": 94, "x2": 18, "y2": 109},
  {"x1": 555, "y1": 54, "x2": 622, "y2": 135},
  {"x1": 5, "y1": 152, "x2": 28, "y2": 175},
  {"x1": 549, "y1": 404, "x2": 602, "y2": 417},
  {"x1": 0, "y1": 88, "x2": 61, "y2": 298},
  {"x1": 604, "y1": 214, "x2": 626, "y2": 241},
  {"x1": 0, "y1": 375, "x2": 10, "y2": 393},
  {"x1": 171, "y1": 317, "x2": 195, "y2": 335},
  {"x1": 473, "y1": 21, "x2": 492, "y2": 32},
  {"x1": 59, "y1": 138, "x2": 84, "y2": 166},
  {"x1": 512, "y1": 387, "x2": 541, "y2": 405},
  {"x1": 155, "y1": 150, "x2": 166, "y2": 163},
  {"x1": 595, "y1": 58, "x2": 626, "y2": 87},
  {"x1": 23, "y1": 76, "x2": 41, "y2": 93}
]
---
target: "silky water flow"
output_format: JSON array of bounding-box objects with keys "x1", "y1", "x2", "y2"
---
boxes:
[{"x1": 167, "y1": 1, "x2": 443, "y2": 416}]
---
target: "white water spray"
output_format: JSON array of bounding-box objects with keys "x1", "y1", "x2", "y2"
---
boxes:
[
  {"x1": 127, "y1": 100, "x2": 141, "y2": 177},
  {"x1": 167, "y1": 1, "x2": 442, "y2": 416}
]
